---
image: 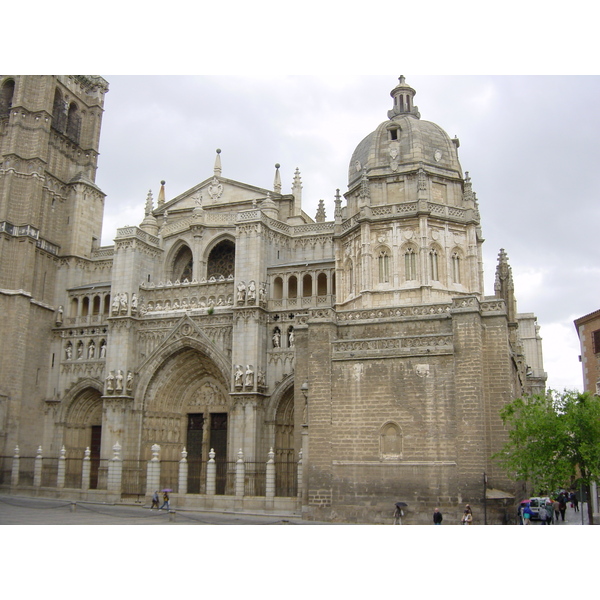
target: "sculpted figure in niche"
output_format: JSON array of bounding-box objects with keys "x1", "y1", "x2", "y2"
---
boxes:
[
  {"x1": 288, "y1": 327, "x2": 295, "y2": 348},
  {"x1": 272, "y1": 328, "x2": 281, "y2": 348},
  {"x1": 245, "y1": 365, "x2": 254, "y2": 388},
  {"x1": 88, "y1": 341, "x2": 96, "y2": 359},
  {"x1": 131, "y1": 293, "x2": 138, "y2": 315},
  {"x1": 56, "y1": 305, "x2": 63, "y2": 325},
  {"x1": 259, "y1": 283, "x2": 266, "y2": 305},
  {"x1": 65, "y1": 343, "x2": 72, "y2": 360},
  {"x1": 77, "y1": 342, "x2": 83, "y2": 359},
  {"x1": 100, "y1": 340, "x2": 107, "y2": 358},
  {"x1": 111, "y1": 295, "x2": 120, "y2": 315},
  {"x1": 115, "y1": 369, "x2": 124, "y2": 392},
  {"x1": 126, "y1": 371, "x2": 133, "y2": 393},
  {"x1": 247, "y1": 280, "x2": 256, "y2": 303},
  {"x1": 237, "y1": 281, "x2": 246, "y2": 304},
  {"x1": 119, "y1": 293, "x2": 128, "y2": 315},
  {"x1": 257, "y1": 369, "x2": 266, "y2": 388},
  {"x1": 235, "y1": 365, "x2": 244, "y2": 387},
  {"x1": 106, "y1": 371, "x2": 115, "y2": 393}
]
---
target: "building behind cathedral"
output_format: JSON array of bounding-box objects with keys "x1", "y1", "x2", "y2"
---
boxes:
[{"x1": 0, "y1": 75, "x2": 546, "y2": 523}]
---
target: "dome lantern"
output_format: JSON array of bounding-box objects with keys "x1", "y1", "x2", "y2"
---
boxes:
[{"x1": 388, "y1": 75, "x2": 420, "y2": 119}]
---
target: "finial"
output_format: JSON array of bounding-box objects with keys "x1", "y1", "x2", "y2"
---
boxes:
[
  {"x1": 145, "y1": 189, "x2": 154, "y2": 215},
  {"x1": 157, "y1": 181, "x2": 166, "y2": 206},
  {"x1": 214, "y1": 149, "x2": 222, "y2": 177},
  {"x1": 274, "y1": 163, "x2": 282, "y2": 194},
  {"x1": 315, "y1": 199, "x2": 326, "y2": 222}
]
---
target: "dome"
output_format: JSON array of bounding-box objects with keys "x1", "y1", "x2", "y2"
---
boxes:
[{"x1": 348, "y1": 77, "x2": 462, "y2": 188}]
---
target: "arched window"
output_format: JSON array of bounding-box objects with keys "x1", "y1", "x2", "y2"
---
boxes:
[
  {"x1": 317, "y1": 273, "x2": 327, "y2": 296},
  {"x1": 332, "y1": 272, "x2": 336, "y2": 296},
  {"x1": 207, "y1": 239, "x2": 235, "y2": 279},
  {"x1": 70, "y1": 297, "x2": 78, "y2": 318},
  {"x1": 288, "y1": 276, "x2": 298, "y2": 298},
  {"x1": 66, "y1": 101, "x2": 81, "y2": 144},
  {"x1": 378, "y1": 249, "x2": 390, "y2": 283},
  {"x1": 380, "y1": 422, "x2": 402, "y2": 458},
  {"x1": 0, "y1": 79, "x2": 15, "y2": 118},
  {"x1": 452, "y1": 252, "x2": 461, "y2": 284},
  {"x1": 404, "y1": 247, "x2": 417, "y2": 281},
  {"x1": 302, "y1": 274, "x2": 312, "y2": 297},
  {"x1": 81, "y1": 296, "x2": 89, "y2": 317},
  {"x1": 429, "y1": 249, "x2": 439, "y2": 281},
  {"x1": 273, "y1": 277, "x2": 283, "y2": 300},
  {"x1": 92, "y1": 295, "x2": 101, "y2": 316},
  {"x1": 52, "y1": 88, "x2": 66, "y2": 133},
  {"x1": 172, "y1": 245, "x2": 193, "y2": 281},
  {"x1": 103, "y1": 295, "x2": 111, "y2": 315}
]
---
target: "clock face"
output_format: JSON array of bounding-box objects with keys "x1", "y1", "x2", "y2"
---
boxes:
[{"x1": 434, "y1": 150, "x2": 442, "y2": 162}]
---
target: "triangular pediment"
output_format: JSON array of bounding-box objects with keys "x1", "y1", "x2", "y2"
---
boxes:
[{"x1": 156, "y1": 176, "x2": 277, "y2": 215}]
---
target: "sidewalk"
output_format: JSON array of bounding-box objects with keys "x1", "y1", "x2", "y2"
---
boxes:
[{"x1": 0, "y1": 494, "x2": 327, "y2": 525}]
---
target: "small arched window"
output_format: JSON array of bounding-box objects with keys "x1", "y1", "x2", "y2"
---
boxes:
[
  {"x1": 288, "y1": 276, "x2": 298, "y2": 299},
  {"x1": 378, "y1": 249, "x2": 390, "y2": 283},
  {"x1": 317, "y1": 273, "x2": 327, "y2": 296},
  {"x1": 380, "y1": 422, "x2": 402, "y2": 458},
  {"x1": 0, "y1": 79, "x2": 15, "y2": 118},
  {"x1": 273, "y1": 277, "x2": 283, "y2": 300},
  {"x1": 52, "y1": 88, "x2": 66, "y2": 133},
  {"x1": 66, "y1": 101, "x2": 81, "y2": 144},
  {"x1": 452, "y1": 252, "x2": 461, "y2": 284},
  {"x1": 429, "y1": 249, "x2": 439, "y2": 281},
  {"x1": 404, "y1": 248, "x2": 417, "y2": 281},
  {"x1": 302, "y1": 274, "x2": 312, "y2": 297}
]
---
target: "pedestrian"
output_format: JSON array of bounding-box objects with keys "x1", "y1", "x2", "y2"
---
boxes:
[
  {"x1": 159, "y1": 491, "x2": 170, "y2": 511},
  {"x1": 539, "y1": 505, "x2": 548, "y2": 525},
  {"x1": 151, "y1": 490, "x2": 160, "y2": 510},
  {"x1": 558, "y1": 496, "x2": 567, "y2": 521},
  {"x1": 393, "y1": 503, "x2": 404, "y2": 525},
  {"x1": 571, "y1": 492, "x2": 579, "y2": 512},
  {"x1": 553, "y1": 499, "x2": 560, "y2": 523},
  {"x1": 461, "y1": 508, "x2": 473, "y2": 524},
  {"x1": 433, "y1": 508, "x2": 443, "y2": 524},
  {"x1": 522, "y1": 504, "x2": 533, "y2": 524}
]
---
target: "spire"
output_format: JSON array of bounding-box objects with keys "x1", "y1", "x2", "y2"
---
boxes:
[
  {"x1": 274, "y1": 163, "x2": 282, "y2": 194},
  {"x1": 214, "y1": 148, "x2": 222, "y2": 177},
  {"x1": 144, "y1": 189, "x2": 154, "y2": 215},
  {"x1": 315, "y1": 199, "x2": 326, "y2": 222},
  {"x1": 495, "y1": 248, "x2": 517, "y2": 322},
  {"x1": 157, "y1": 180, "x2": 166, "y2": 207},
  {"x1": 292, "y1": 167, "x2": 302, "y2": 216},
  {"x1": 334, "y1": 188, "x2": 343, "y2": 222},
  {"x1": 388, "y1": 75, "x2": 420, "y2": 119}
]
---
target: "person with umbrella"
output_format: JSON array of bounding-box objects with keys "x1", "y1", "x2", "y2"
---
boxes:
[
  {"x1": 159, "y1": 489, "x2": 171, "y2": 510},
  {"x1": 151, "y1": 490, "x2": 160, "y2": 510},
  {"x1": 393, "y1": 502, "x2": 407, "y2": 525}
]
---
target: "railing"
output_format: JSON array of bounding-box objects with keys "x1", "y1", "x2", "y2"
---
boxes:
[{"x1": 1, "y1": 447, "x2": 299, "y2": 499}]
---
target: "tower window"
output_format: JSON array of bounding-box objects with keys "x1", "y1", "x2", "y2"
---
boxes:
[
  {"x1": 405, "y1": 248, "x2": 417, "y2": 281},
  {"x1": 379, "y1": 250, "x2": 390, "y2": 283},
  {"x1": 429, "y1": 249, "x2": 439, "y2": 281},
  {"x1": 452, "y1": 252, "x2": 461, "y2": 284},
  {"x1": 390, "y1": 128, "x2": 398, "y2": 141}
]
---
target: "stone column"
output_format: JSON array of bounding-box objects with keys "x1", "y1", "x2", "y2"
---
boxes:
[
  {"x1": 146, "y1": 443, "x2": 161, "y2": 496},
  {"x1": 206, "y1": 448, "x2": 216, "y2": 496},
  {"x1": 235, "y1": 449, "x2": 245, "y2": 497},
  {"x1": 265, "y1": 448, "x2": 275, "y2": 504},
  {"x1": 57, "y1": 446, "x2": 66, "y2": 488},
  {"x1": 11, "y1": 446, "x2": 20, "y2": 487},
  {"x1": 81, "y1": 447, "x2": 91, "y2": 491},
  {"x1": 297, "y1": 449, "x2": 303, "y2": 499},
  {"x1": 34, "y1": 446, "x2": 43, "y2": 487},
  {"x1": 107, "y1": 442, "x2": 122, "y2": 493},
  {"x1": 178, "y1": 447, "x2": 188, "y2": 495}
]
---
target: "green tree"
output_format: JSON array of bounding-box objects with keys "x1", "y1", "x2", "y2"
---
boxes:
[{"x1": 494, "y1": 389, "x2": 600, "y2": 525}]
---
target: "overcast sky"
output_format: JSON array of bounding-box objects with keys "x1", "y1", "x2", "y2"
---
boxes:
[{"x1": 93, "y1": 75, "x2": 600, "y2": 393}]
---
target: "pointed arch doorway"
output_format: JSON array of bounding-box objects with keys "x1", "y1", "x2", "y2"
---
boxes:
[{"x1": 274, "y1": 386, "x2": 296, "y2": 496}]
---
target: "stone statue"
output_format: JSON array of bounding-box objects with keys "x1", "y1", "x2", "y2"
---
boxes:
[
  {"x1": 56, "y1": 305, "x2": 63, "y2": 325},
  {"x1": 65, "y1": 344, "x2": 72, "y2": 360},
  {"x1": 106, "y1": 371, "x2": 115, "y2": 393},
  {"x1": 257, "y1": 369, "x2": 266, "y2": 388},
  {"x1": 272, "y1": 329, "x2": 281, "y2": 348},
  {"x1": 237, "y1": 281, "x2": 246, "y2": 304},
  {"x1": 100, "y1": 340, "x2": 107, "y2": 358},
  {"x1": 131, "y1": 293, "x2": 138, "y2": 315},
  {"x1": 247, "y1": 280, "x2": 256, "y2": 303},
  {"x1": 119, "y1": 293, "x2": 128, "y2": 315},
  {"x1": 77, "y1": 342, "x2": 83, "y2": 359},
  {"x1": 245, "y1": 365, "x2": 254, "y2": 388},
  {"x1": 259, "y1": 284, "x2": 266, "y2": 304},
  {"x1": 111, "y1": 295, "x2": 120, "y2": 315},
  {"x1": 115, "y1": 369, "x2": 124, "y2": 392},
  {"x1": 126, "y1": 371, "x2": 133, "y2": 393},
  {"x1": 288, "y1": 328, "x2": 295, "y2": 348},
  {"x1": 235, "y1": 365, "x2": 244, "y2": 387},
  {"x1": 87, "y1": 341, "x2": 95, "y2": 359}
]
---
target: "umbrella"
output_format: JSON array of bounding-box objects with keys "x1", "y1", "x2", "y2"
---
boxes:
[
  {"x1": 395, "y1": 502, "x2": 408, "y2": 508},
  {"x1": 161, "y1": 488, "x2": 173, "y2": 492}
]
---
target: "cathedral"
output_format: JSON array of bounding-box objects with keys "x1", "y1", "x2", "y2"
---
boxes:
[{"x1": 0, "y1": 75, "x2": 545, "y2": 523}]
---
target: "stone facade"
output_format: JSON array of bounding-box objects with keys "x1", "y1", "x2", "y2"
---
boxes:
[{"x1": 0, "y1": 75, "x2": 546, "y2": 523}]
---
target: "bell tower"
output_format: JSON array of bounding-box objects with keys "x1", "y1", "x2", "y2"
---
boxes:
[{"x1": 0, "y1": 75, "x2": 108, "y2": 456}]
